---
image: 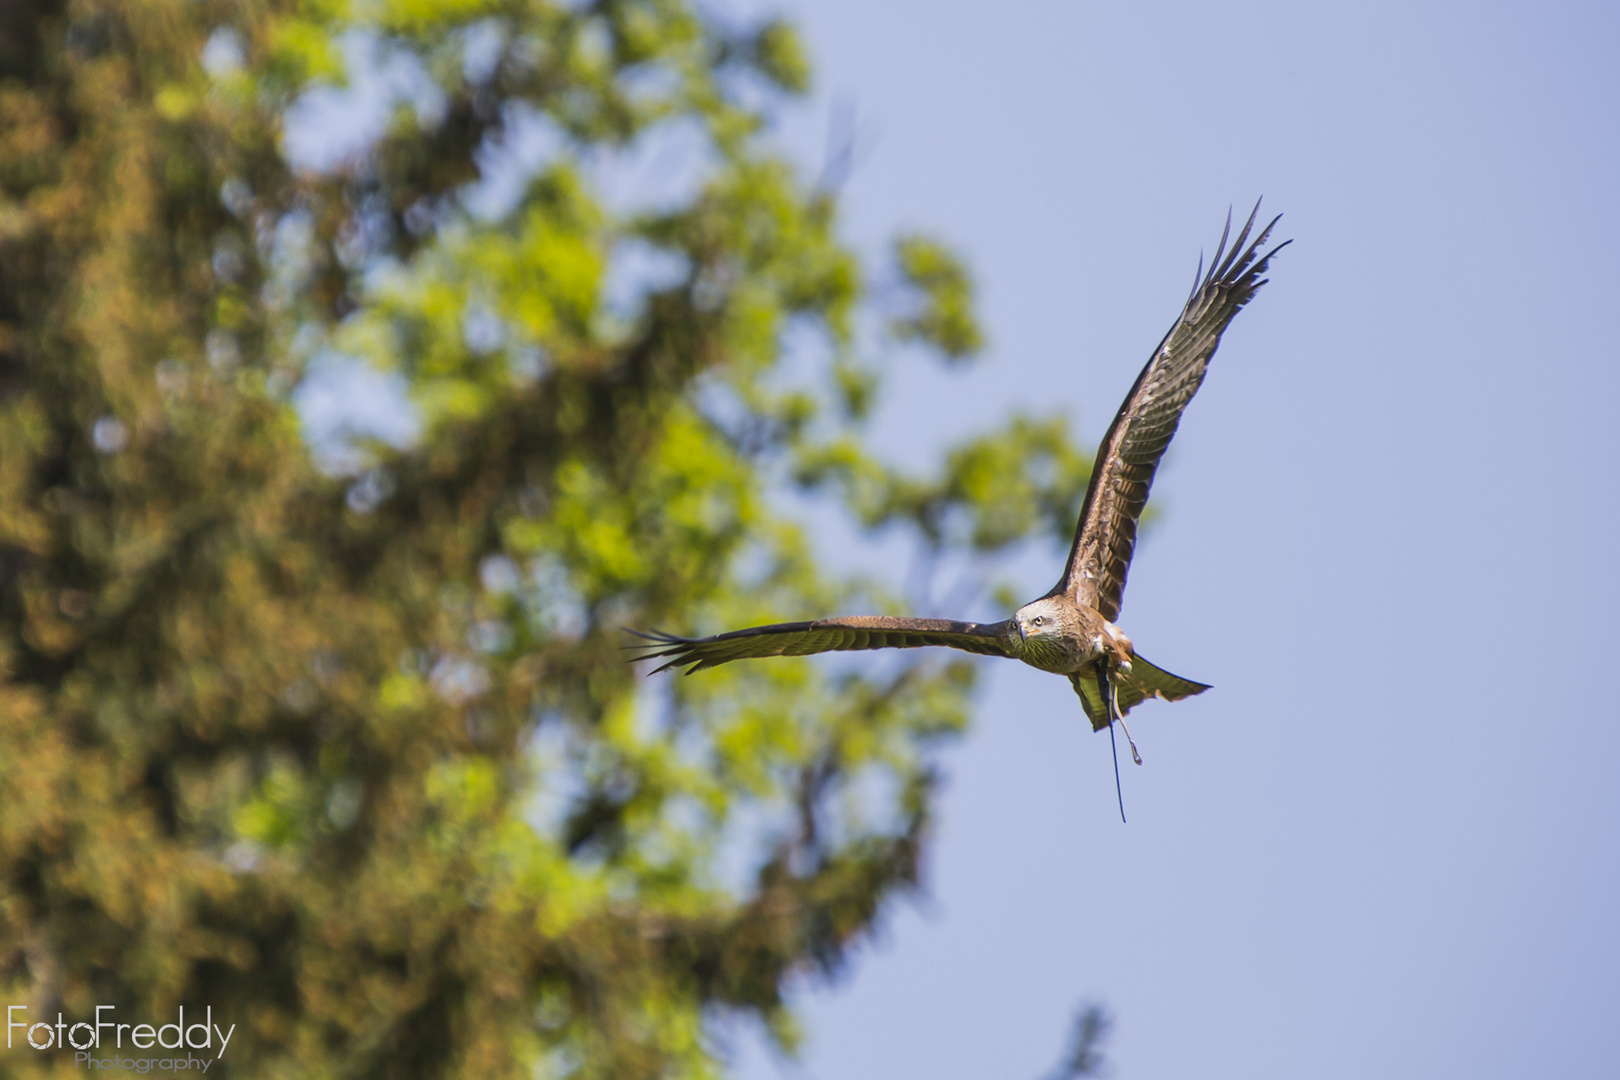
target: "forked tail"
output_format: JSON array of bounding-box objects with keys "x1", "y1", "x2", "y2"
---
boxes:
[{"x1": 1069, "y1": 653, "x2": 1210, "y2": 733}]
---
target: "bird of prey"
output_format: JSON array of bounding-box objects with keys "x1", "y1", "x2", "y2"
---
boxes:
[{"x1": 632, "y1": 203, "x2": 1288, "y2": 775}]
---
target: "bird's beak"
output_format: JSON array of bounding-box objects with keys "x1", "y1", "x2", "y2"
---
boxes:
[{"x1": 1017, "y1": 622, "x2": 1027, "y2": 643}]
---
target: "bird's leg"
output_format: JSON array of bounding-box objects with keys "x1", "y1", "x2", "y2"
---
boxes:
[
  {"x1": 1115, "y1": 711, "x2": 1143, "y2": 767},
  {"x1": 1101, "y1": 659, "x2": 1142, "y2": 766},
  {"x1": 1102, "y1": 622, "x2": 1134, "y2": 672}
]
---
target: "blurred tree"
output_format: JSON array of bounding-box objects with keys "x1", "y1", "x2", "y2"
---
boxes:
[
  {"x1": 1046, "y1": 1005, "x2": 1112, "y2": 1080},
  {"x1": 0, "y1": 0, "x2": 1095, "y2": 1076}
]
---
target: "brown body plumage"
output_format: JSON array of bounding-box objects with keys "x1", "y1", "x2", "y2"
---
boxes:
[{"x1": 631, "y1": 203, "x2": 1289, "y2": 742}]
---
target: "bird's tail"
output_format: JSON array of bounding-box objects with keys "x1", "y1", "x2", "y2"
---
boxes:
[{"x1": 1070, "y1": 654, "x2": 1211, "y2": 732}]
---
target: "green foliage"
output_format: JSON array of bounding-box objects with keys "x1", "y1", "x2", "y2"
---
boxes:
[
  {"x1": 749, "y1": 20, "x2": 812, "y2": 96},
  {"x1": 0, "y1": 1, "x2": 1094, "y2": 1077},
  {"x1": 892, "y1": 234, "x2": 985, "y2": 360},
  {"x1": 796, "y1": 415, "x2": 1093, "y2": 552}
]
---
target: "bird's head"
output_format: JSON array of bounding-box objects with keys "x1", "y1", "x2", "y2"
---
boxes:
[{"x1": 1013, "y1": 598, "x2": 1066, "y2": 643}]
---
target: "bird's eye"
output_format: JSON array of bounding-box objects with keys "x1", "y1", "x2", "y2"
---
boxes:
[{"x1": 1032, "y1": 616, "x2": 1044, "y2": 626}]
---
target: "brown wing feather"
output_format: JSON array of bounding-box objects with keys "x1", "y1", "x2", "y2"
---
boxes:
[
  {"x1": 628, "y1": 616, "x2": 1015, "y2": 674},
  {"x1": 1056, "y1": 202, "x2": 1290, "y2": 620}
]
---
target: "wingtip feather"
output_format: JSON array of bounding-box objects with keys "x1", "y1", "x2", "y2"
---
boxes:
[
  {"x1": 1206, "y1": 206, "x2": 1234, "y2": 289},
  {"x1": 1213, "y1": 200, "x2": 1261, "y2": 281}
]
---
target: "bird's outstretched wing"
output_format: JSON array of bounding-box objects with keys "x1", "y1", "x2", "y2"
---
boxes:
[
  {"x1": 629, "y1": 616, "x2": 1015, "y2": 674},
  {"x1": 1057, "y1": 202, "x2": 1290, "y2": 621},
  {"x1": 1070, "y1": 655, "x2": 1211, "y2": 731}
]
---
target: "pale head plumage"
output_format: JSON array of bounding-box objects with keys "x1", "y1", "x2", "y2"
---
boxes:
[
  {"x1": 1013, "y1": 597, "x2": 1069, "y2": 644},
  {"x1": 1011, "y1": 596, "x2": 1092, "y2": 673}
]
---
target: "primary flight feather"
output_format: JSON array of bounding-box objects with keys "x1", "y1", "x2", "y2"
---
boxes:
[{"x1": 632, "y1": 202, "x2": 1289, "y2": 744}]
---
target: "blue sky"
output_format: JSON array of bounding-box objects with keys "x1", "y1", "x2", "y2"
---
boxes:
[{"x1": 714, "y1": 2, "x2": 1620, "y2": 1078}]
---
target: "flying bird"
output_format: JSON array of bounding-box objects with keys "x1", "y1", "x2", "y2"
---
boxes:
[{"x1": 632, "y1": 203, "x2": 1288, "y2": 781}]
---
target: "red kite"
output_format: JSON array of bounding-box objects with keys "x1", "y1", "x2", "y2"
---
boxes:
[{"x1": 633, "y1": 204, "x2": 1288, "y2": 792}]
